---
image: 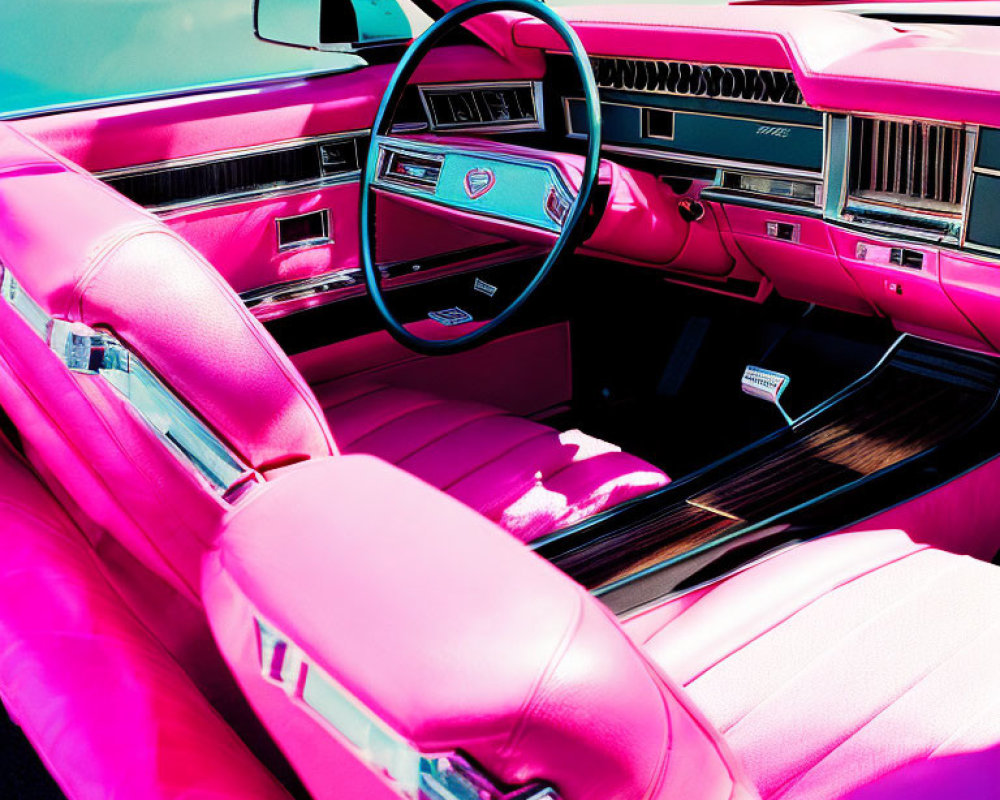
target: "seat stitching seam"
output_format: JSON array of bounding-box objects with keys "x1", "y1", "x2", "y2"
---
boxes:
[
  {"x1": 717, "y1": 555, "x2": 962, "y2": 736},
  {"x1": 500, "y1": 589, "x2": 585, "y2": 761},
  {"x1": 681, "y1": 546, "x2": 931, "y2": 687},
  {"x1": 440, "y1": 429, "x2": 555, "y2": 492},
  {"x1": 386, "y1": 408, "x2": 506, "y2": 465},
  {"x1": 770, "y1": 606, "x2": 1000, "y2": 799},
  {"x1": 340, "y1": 397, "x2": 453, "y2": 450},
  {"x1": 927, "y1": 683, "x2": 1000, "y2": 758},
  {"x1": 319, "y1": 383, "x2": 392, "y2": 413}
]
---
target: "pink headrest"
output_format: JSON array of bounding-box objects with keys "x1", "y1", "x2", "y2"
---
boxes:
[{"x1": 0, "y1": 124, "x2": 335, "y2": 470}]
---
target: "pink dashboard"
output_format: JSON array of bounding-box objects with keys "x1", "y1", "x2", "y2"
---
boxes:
[{"x1": 11, "y1": 3, "x2": 1000, "y2": 354}]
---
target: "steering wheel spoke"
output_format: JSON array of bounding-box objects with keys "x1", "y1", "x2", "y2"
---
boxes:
[{"x1": 361, "y1": 0, "x2": 601, "y2": 354}]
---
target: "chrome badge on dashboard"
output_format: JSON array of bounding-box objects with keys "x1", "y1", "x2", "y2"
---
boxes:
[{"x1": 464, "y1": 167, "x2": 496, "y2": 199}]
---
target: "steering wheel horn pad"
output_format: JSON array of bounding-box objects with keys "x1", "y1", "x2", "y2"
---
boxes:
[{"x1": 360, "y1": 0, "x2": 602, "y2": 354}]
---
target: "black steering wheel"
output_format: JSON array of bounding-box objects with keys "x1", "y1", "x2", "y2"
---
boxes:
[{"x1": 360, "y1": 0, "x2": 601, "y2": 354}]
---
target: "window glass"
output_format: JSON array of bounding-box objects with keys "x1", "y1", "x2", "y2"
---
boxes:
[{"x1": 0, "y1": 0, "x2": 431, "y2": 119}]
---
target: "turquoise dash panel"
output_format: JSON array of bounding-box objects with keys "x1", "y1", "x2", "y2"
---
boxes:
[
  {"x1": 567, "y1": 98, "x2": 823, "y2": 171},
  {"x1": 433, "y1": 152, "x2": 568, "y2": 232}
]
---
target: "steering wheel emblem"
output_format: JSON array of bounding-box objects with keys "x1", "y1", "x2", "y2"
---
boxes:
[{"x1": 463, "y1": 167, "x2": 496, "y2": 200}]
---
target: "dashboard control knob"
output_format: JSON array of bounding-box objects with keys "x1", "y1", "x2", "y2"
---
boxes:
[{"x1": 678, "y1": 199, "x2": 705, "y2": 223}]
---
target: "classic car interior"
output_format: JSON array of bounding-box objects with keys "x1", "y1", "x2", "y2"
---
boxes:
[{"x1": 3, "y1": 0, "x2": 1000, "y2": 798}]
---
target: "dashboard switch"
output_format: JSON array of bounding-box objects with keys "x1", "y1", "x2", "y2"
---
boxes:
[
  {"x1": 678, "y1": 199, "x2": 705, "y2": 222},
  {"x1": 890, "y1": 248, "x2": 924, "y2": 269},
  {"x1": 766, "y1": 221, "x2": 800, "y2": 242}
]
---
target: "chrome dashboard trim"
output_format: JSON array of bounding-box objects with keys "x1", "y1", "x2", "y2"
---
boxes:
[
  {"x1": 563, "y1": 96, "x2": 824, "y2": 135},
  {"x1": 417, "y1": 80, "x2": 545, "y2": 134},
  {"x1": 561, "y1": 95, "x2": 824, "y2": 179},
  {"x1": 371, "y1": 135, "x2": 573, "y2": 234},
  {"x1": 596, "y1": 141, "x2": 824, "y2": 181},
  {"x1": 240, "y1": 268, "x2": 362, "y2": 309},
  {"x1": 959, "y1": 127, "x2": 982, "y2": 249}
]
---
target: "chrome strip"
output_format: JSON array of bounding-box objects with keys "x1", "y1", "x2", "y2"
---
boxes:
[
  {"x1": 417, "y1": 80, "x2": 545, "y2": 134},
  {"x1": 97, "y1": 130, "x2": 367, "y2": 214},
  {"x1": 596, "y1": 141, "x2": 822, "y2": 181},
  {"x1": 157, "y1": 178, "x2": 359, "y2": 217},
  {"x1": 959, "y1": 127, "x2": 981, "y2": 248},
  {"x1": 971, "y1": 164, "x2": 1000, "y2": 179},
  {"x1": 561, "y1": 96, "x2": 823, "y2": 179},
  {"x1": 563, "y1": 95, "x2": 823, "y2": 133},
  {"x1": 256, "y1": 616, "x2": 561, "y2": 800},
  {"x1": 0, "y1": 266, "x2": 249, "y2": 493},
  {"x1": 240, "y1": 268, "x2": 362, "y2": 309}
]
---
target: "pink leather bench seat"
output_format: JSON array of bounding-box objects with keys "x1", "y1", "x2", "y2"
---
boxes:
[
  {"x1": 0, "y1": 439, "x2": 291, "y2": 800},
  {"x1": 626, "y1": 530, "x2": 1000, "y2": 800},
  {"x1": 317, "y1": 381, "x2": 669, "y2": 542}
]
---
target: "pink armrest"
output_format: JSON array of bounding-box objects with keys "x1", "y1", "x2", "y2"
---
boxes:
[{"x1": 202, "y1": 455, "x2": 751, "y2": 800}]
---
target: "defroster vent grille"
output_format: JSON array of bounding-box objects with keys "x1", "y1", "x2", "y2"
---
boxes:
[{"x1": 849, "y1": 117, "x2": 967, "y2": 213}]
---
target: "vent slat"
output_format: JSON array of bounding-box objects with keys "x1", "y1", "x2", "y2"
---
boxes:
[
  {"x1": 589, "y1": 57, "x2": 804, "y2": 107},
  {"x1": 103, "y1": 136, "x2": 362, "y2": 211},
  {"x1": 849, "y1": 116, "x2": 965, "y2": 214}
]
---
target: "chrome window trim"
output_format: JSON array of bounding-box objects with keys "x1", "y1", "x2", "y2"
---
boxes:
[
  {"x1": 97, "y1": 130, "x2": 368, "y2": 214},
  {"x1": 0, "y1": 66, "x2": 367, "y2": 123},
  {"x1": 417, "y1": 81, "x2": 545, "y2": 133},
  {"x1": 0, "y1": 266, "x2": 249, "y2": 494}
]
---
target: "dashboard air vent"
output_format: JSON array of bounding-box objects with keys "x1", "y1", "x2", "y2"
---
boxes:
[
  {"x1": 420, "y1": 83, "x2": 540, "y2": 130},
  {"x1": 849, "y1": 117, "x2": 967, "y2": 213},
  {"x1": 588, "y1": 57, "x2": 804, "y2": 106},
  {"x1": 378, "y1": 149, "x2": 443, "y2": 191}
]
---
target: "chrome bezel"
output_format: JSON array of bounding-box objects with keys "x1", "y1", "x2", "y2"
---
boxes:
[
  {"x1": 417, "y1": 81, "x2": 545, "y2": 134},
  {"x1": 838, "y1": 113, "x2": 978, "y2": 244},
  {"x1": 275, "y1": 209, "x2": 332, "y2": 252},
  {"x1": 371, "y1": 136, "x2": 574, "y2": 234}
]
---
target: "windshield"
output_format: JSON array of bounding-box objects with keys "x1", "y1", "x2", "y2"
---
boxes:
[{"x1": 0, "y1": 0, "x2": 429, "y2": 120}]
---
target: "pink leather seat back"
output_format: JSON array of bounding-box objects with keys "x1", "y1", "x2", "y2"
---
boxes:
[{"x1": 0, "y1": 124, "x2": 335, "y2": 593}]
